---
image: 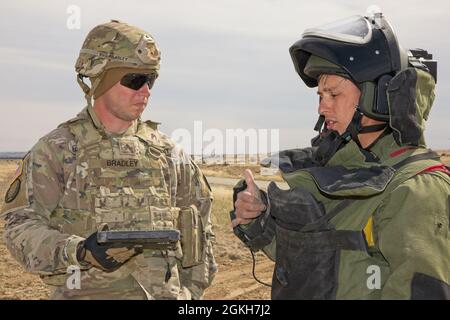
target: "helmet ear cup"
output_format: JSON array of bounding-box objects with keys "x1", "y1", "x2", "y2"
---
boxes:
[
  {"x1": 358, "y1": 79, "x2": 391, "y2": 122},
  {"x1": 374, "y1": 75, "x2": 392, "y2": 116}
]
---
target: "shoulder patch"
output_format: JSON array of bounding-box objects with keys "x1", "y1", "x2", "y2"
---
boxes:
[
  {"x1": 5, "y1": 179, "x2": 21, "y2": 203},
  {"x1": 1, "y1": 156, "x2": 30, "y2": 214}
]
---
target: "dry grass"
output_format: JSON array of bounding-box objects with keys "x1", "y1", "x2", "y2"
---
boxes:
[
  {"x1": 210, "y1": 185, "x2": 234, "y2": 227},
  {"x1": 0, "y1": 160, "x2": 20, "y2": 183},
  {"x1": 199, "y1": 163, "x2": 283, "y2": 182}
]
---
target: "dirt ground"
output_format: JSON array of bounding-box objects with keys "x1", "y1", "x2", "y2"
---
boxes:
[
  {"x1": 0, "y1": 160, "x2": 273, "y2": 300},
  {"x1": 202, "y1": 225, "x2": 273, "y2": 300}
]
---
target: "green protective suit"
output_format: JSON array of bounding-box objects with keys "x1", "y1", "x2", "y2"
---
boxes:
[{"x1": 233, "y1": 68, "x2": 449, "y2": 300}]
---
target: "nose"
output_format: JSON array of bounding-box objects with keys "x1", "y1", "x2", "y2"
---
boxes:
[
  {"x1": 319, "y1": 98, "x2": 327, "y2": 114},
  {"x1": 318, "y1": 97, "x2": 330, "y2": 115},
  {"x1": 137, "y1": 82, "x2": 151, "y2": 96}
]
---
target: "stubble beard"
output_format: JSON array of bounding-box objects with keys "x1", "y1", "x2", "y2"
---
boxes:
[{"x1": 108, "y1": 101, "x2": 147, "y2": 122}]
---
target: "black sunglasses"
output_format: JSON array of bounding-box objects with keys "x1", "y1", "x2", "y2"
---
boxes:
[{"x1": 120, "y1": 73, "x2": 157, "y2": 90}]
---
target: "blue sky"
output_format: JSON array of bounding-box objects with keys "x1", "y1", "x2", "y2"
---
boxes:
[{"x1": 1, "y1": 0, "x2": 449, "y2": 153}]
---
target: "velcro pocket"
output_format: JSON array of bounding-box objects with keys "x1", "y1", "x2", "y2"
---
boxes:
[
  {"x1": 94, "y1": 192, "x2": 125, "y2": 226},
  {"x1": 178, "y1": 205, "x2": 204, "y2": 267},
  {"x1": 150, "y1": 206, "x2": 175, "y2": 229}
]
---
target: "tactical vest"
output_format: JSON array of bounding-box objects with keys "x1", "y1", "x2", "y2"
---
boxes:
[
  {"x1": 270, "y1": 149, "x2": 445, "y2": 299},
  {"x1": 50, "y1": 115, "x2": 179, "y2": 237},
  {"x1": 47, "y1": 111, "x2": 199, "y2": 299}
]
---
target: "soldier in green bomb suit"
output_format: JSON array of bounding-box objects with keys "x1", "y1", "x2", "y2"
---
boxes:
[
  {"x1": 1, "y1": 20, "x2": 217, "y2": 300},
  {"x1": 231, "y1": 11, "x2": 449, "y2": 299}
]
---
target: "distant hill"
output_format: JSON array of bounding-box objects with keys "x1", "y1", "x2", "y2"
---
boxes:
[{"x1": 0, "y1": 152, "x2": 27, "y2": 159}]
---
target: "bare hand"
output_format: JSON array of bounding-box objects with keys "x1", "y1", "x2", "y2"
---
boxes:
[{"x1": 232, "y1": 169, "x2": 266, "y2": 227}]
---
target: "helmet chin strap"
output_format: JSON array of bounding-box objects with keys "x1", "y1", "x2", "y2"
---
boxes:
[
  {"x1": 77, "y1": 74, "x2": 104, "y2": 108},
  {"x1": 311, "y1": 107, "x2": 387, "y2": 166},
  {"x1": 345, "y1": 106, "x2": 388, "y2": 148},
  {"x1": 77, "y1": 74, "x2": 94, "y2": 108}
]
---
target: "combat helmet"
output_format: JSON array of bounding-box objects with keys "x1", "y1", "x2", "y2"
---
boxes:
[{"x1": 75, "y1": 20, "x2": 161, "y2": 103}]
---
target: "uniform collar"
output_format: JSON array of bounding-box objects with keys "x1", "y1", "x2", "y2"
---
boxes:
[
  {"x1": 85, "y1": 105, "x2": 139, "y2": 137},
  {"x1": 326, "y1": 133, "x2": 410, "y2": 168},
  {"x1": 369, "y1": 134, "x2": 402, "y2": 163}
]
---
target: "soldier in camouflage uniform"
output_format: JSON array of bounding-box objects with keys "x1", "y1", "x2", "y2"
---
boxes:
[
  {"x1": 231, "y1": 12, "x2": 449, "y2": 299},
  {"x1": 1, "y1": 20, "x2": 217, "y2": 300}
]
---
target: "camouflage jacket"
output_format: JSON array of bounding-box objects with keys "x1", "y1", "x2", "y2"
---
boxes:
[{"x1": 2, "y1": 106, "x2": 217, "y2": 299}]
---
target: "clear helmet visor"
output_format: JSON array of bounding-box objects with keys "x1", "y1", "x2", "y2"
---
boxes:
[{"x1": 302, "y1": 15, "x2": 372, "y2": 44}]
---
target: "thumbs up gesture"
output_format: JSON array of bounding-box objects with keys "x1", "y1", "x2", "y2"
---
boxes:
[{"x1": 232, "y1": 169, "x2": 267, "y2": 227}]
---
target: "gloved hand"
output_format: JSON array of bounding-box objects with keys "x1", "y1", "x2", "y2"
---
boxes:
[
  {"x1": 76, "y1": 231, "x2": 143, "y2": 272},
  {"x1": 232, "y1": 169, "x2": 267, "y2": 227}
]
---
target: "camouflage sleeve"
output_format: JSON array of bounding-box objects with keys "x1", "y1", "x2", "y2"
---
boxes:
[
  {"x1": 173, "y1": 149, "x2": 217, "y2": 300},
  {"x1": 374, "y1": 171, "x2": 450, "y2": 299},
  {"x1": 1, "y1": 131, "x2": 86, "y2": 275}
]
